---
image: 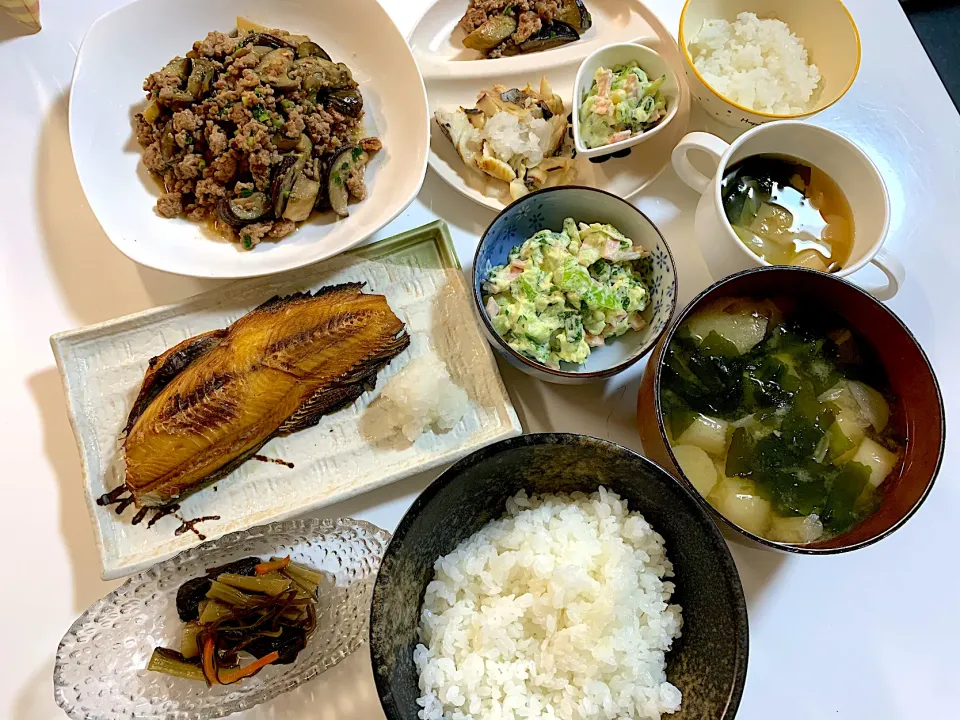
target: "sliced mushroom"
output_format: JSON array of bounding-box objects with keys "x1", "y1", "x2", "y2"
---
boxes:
[
  {"x1": 518, "y1": 22, "x2": 579, "y2": 54},
  {"x1": 185, "y1": 58, "x2": 217, "y2": 99},
  {"x1": 296, "y1": 41, "x2": 331, "y2": 61},
  {"x1": 462, "y1": 14, "x2": 517, "y2": 51},
  {"x1": 327, "y1": 88, "x2": 363, "y2": 118},
  {"x1": 282, "y1": 173, "x2": 322, "y2": 221},
  {"x1": 216, "y1": 192, "x2": 271, "y2": 227},
  {"x1": 327, "y1": 145, "x2": 370, "y2": 217}
]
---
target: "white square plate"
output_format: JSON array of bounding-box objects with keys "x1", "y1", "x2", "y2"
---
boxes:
[
  {"x1": 51, "y1": 222, "x2": 521, "y2": 579},
  {"x1": 69, "y1": 0, "x2": 429, "y2": 278}
]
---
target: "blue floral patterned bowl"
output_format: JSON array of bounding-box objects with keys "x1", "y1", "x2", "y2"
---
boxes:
[{"x1": 473, "y1": 186, "x2": 679, "y2": 384}]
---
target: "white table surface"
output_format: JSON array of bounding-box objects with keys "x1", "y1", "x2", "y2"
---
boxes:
[{"x1": 1, "y1": 0, "x2": 958, "y2": 718}]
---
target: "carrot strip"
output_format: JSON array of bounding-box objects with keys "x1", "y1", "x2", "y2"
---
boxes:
[
  {"x1": 202, "y1": 635, "x2": 220, "y2": 686},
  {"x1": 217, "y1": 651, "x2": 280, "y2": 684},
  {"x1": 255, "y1": 556, "x2": 291, "y2": 575}
]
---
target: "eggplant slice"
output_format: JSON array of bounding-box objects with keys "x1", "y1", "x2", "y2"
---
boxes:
[
  {"x1": 518, "y1": 22, "x2": 580, "y2": 54},
  {"x1": 326, "y1": 88, "x2": 363, "y2": 118},
  {"x1": 123, "y1": 285, "x2": 410, "y2": 507},
  {"x1": 557, "y1": 0, "x2": 593, "y2": 34},
  {"x1": 282, "y1": 173, "x2": 322, "y2": 221},
  {"x1": 462, "y1": 14, "x2": 517, "y2": 51},
  {"x1": 296, "y1": 41, "x2": 331, "y2": 61},
  {"x1": 217, "y1": 192, "x2": 271, "y2": 227},
  {"x1": 327, "y1": 143, "x2": 380, "y2": 217}
]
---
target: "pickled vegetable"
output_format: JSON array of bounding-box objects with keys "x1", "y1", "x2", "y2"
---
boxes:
[{"x1": 149, "y1": 556, "x2": 326, "y2": 685}]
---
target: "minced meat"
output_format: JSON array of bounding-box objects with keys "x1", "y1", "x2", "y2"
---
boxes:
[{"x1": 134, "y1": 25, "x2": 381, "y2": 248}]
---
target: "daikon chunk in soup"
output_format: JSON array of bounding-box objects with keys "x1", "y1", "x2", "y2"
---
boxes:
[
  {"x1": 660, "y1": 297, "x2": 904, "y2": 544},
  {"x1": 721, "y1": 155, "x2": 854, "y2": 273}
]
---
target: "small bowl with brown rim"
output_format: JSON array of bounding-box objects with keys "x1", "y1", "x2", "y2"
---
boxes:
[
  {"x1": 473, "y1": 186, "x2": 679, "y2": 385},
  {"x1": 637, "y1": 266, "x2": 945, "y2": 553}
]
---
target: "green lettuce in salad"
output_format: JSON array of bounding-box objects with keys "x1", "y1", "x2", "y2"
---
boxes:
[
  {"x1": 483, "y1": 218, "x2": 651, "y2": 369},
  {"x1": 579, "y1": 61, "x2": 667, "y2": 149}
]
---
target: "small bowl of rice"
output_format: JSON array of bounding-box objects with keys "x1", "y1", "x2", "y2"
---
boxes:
[
  {"x1": 370, "y1": 434, "x2": 748, "y2": 720},
  {"x1": 679, "y1": 0, "x2": 861, "y2": 127}
]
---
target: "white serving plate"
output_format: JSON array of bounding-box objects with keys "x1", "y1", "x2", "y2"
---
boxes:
[
  {"x1": 411, "y1": 0, "x2": 691, "y2": 211},
  {"x1": 51, "y1": 222, "x2": 521, "y2": 579},
  {"x1": 69, "y1": 0, "x2": 429, "y2": 278}
]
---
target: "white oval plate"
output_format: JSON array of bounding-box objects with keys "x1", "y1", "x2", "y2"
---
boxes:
[
  {"x1": 70, "y1": 0, "x2": 429, "y2": 278},
  {"x1": 411, "y1": 0, "x2": 690, "y2": 211}
]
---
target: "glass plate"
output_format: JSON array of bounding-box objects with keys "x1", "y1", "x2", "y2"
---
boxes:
[{"x1": 54, "y1": 517, "x2": 390, "y2": 719}]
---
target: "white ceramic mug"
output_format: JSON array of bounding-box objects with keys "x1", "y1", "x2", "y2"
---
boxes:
[{"x1": 672, "y1": 121, "x2": 904, "y2": 300}]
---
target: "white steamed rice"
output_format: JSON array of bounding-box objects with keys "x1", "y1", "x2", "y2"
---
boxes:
[
  {"x1": 413, "y1": 488, "x2": 683, "y2": 720},
  {"x1": 688, "y1": 12, "x2": 821, "y2": 114}
]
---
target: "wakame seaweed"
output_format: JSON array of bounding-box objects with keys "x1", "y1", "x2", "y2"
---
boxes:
[{"x1": 663, "y1": 304, "x2": 902, "y2": 537}]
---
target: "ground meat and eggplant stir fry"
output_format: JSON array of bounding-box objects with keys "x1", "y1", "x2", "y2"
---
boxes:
[
  {"x1": 459, "y1": 0, "x2": 592, "y2": 58},
  {"x1": 135, "y1": 21, "x2": 381, "y2": 250}
]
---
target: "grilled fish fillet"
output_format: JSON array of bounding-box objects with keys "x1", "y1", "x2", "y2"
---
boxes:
[{"x1": 123, "y1": 283, "x2": 409, "y2": 506}]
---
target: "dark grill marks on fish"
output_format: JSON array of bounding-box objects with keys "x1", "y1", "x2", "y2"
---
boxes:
[
  {"x1": 155, "y1": 373, "x2": 240, "y2": 431},
  {"x1": 122, "y1": 285, "x2": 409, "y2": 507}
]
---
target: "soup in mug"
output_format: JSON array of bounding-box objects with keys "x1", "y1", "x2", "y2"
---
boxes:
[{"x1": 721, "y1": 154, "x2": 854, "y2": 273}]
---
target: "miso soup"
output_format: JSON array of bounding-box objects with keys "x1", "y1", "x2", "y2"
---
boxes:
[
  {"x1": 721, "y1": 154, "x2": 854, "y2": 273},
  {"x1": 660, "y1": 297, "x2": 904, "y2": 544}
]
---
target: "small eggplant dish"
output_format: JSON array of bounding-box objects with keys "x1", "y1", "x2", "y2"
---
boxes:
[
  {"x1": 134, "y1": 16, "x2": 382, "y2": 250},
  {"x1": 458, "y1": 0, "x2": 592, "y2": 58}
]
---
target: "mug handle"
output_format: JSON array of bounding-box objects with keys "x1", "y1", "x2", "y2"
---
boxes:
[
  {"x1": 854, "y1": 248, "x2": 905, "y2": 301},
  {"x1": 671, "y1": 132, "x2": 731, "y2": 194}
]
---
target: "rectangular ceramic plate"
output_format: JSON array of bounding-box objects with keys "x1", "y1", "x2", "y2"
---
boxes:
[{"x1": 52, "y1": 221, "x2": 521, "y2": 579}]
